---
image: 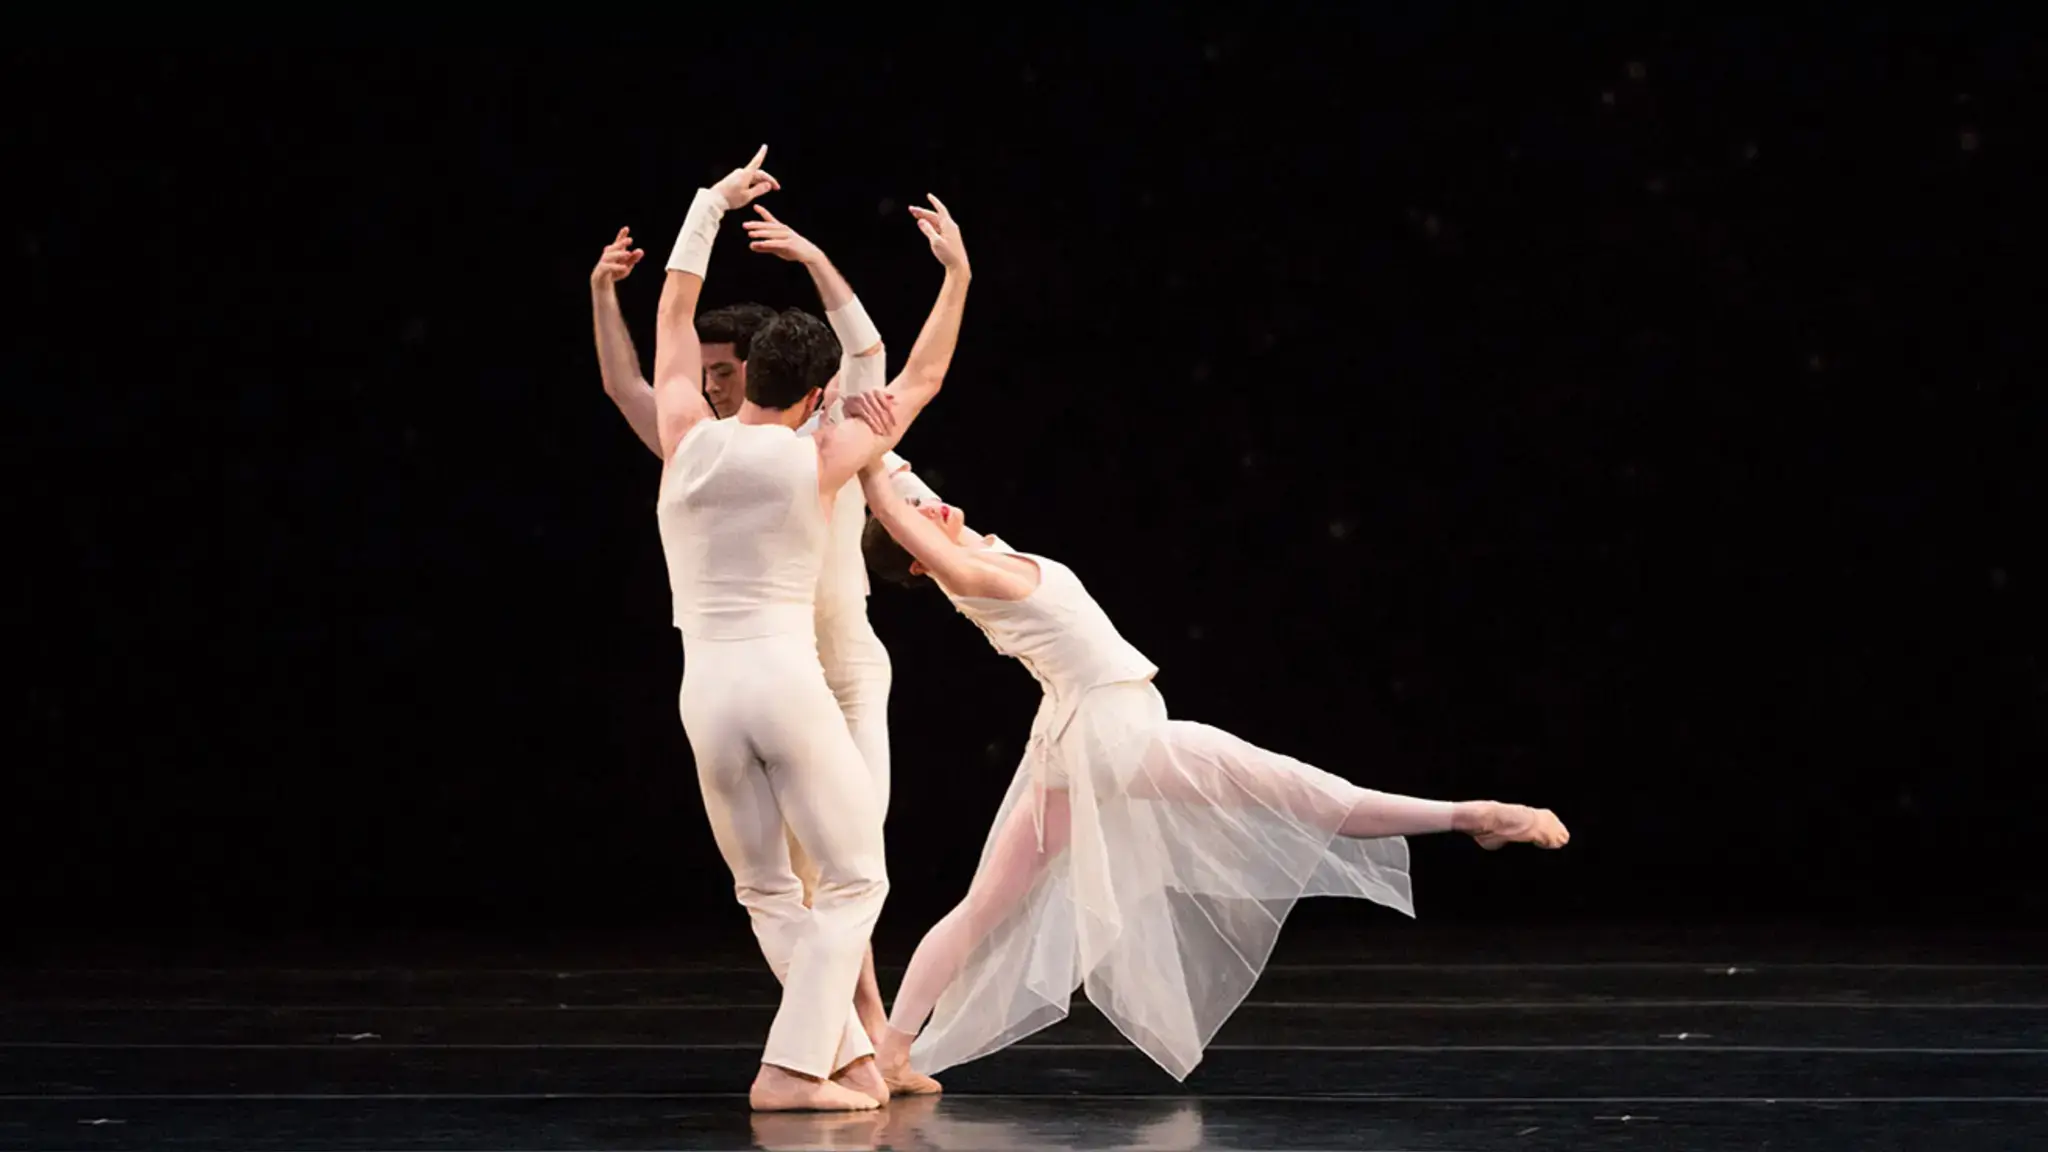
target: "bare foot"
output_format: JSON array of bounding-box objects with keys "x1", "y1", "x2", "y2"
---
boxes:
[
  {"x1": 831, "y1": 1054, "x2": 890, "y2": 1106},
  {"x1": 748, "y1": 1063, "x2": 880, "y2": 1112},
  {"x1": 876, "y1": 1026, "x2": 944, "y2": 1096},
  {"x1": 1456, "y1": 801, "x2": 1570, "y2": 850}
]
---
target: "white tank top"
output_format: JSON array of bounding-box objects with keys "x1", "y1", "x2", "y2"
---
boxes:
[
  {"x1": 941, "y1": 538, "x2": 1158, "y2": 696},
  {"x1": 657, "y1": 419, "x2": 826, "y2": 640},
  {"x1": 813, "y1": 475, "x2": 871, "y2": 623}
]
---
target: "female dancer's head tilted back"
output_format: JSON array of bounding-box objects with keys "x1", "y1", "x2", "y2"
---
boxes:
[
  {"x1": 861, "y1": 497, "x2": 973, "y2": 585},
  {"x1": 855, "y1": 467, "x2": 1042, "y2": 603}
]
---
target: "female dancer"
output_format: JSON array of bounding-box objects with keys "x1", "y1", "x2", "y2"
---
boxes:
[{"x1": 848, "y1": 455, "x2": 1569, "y2": 1093}]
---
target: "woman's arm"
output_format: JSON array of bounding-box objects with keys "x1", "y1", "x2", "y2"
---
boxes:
[{"x1": 858, "y1": 465, "x2": 1032, "y2": 601}]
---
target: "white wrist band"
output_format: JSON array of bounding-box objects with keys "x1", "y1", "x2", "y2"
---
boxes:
[
  {"x1": 666, "y1": 189, "x2": 727, "y2": 276},
  {"x1": 825, "y1": 297, "x2": 882, "y2": 357},
  {"x1": 888, "y1": 465, "x2": 940, "y2": 505}
]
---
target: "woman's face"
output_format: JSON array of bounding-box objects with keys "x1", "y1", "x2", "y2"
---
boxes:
[{"x1": 912, "y1": 497, "x2": 966, "y2": 543}]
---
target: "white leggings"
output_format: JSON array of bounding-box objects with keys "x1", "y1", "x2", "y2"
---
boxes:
[
  {"x1": 681, "y1": 632, "x2": 889, "y2": 1078},
  {"x1": 788, "y1": 615, "x2": 894, "y2": 886},
  {"x1": 886, "y1": 719, "x2": 1452, "y2": 1038}
]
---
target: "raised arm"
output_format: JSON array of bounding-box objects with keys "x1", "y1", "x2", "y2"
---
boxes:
[
  {"x1": 652, "y1": 146, "x2": 780, "y2": 459},
  {"x1": 743, "y1": 207, "x2": 888, "y2": 410},
  {"x1": 589, "y1": 227, "x2": 661, "y2": 458},
  {"x1": 814, "y1": 195, "x2": 971, "y2": 493},
  {"x1": 858, "y1": 461, "x2": 1028, "y2": 600}
]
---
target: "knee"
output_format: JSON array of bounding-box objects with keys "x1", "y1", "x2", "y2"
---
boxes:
[
  {"x1": 812, "y1": 869, "x2": 890, "y2": 914},
  {"x1": 734, "y1": 873, "x2": 807, "y2": 920}
]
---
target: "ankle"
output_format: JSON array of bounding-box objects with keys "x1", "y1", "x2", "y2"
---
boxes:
[
  {"x1": 1450, "y1": 801, "x2": 1494, "y2": 834},
  {"x1": 878, "y1": 1025, "x2": 916, "y2": 1054}
]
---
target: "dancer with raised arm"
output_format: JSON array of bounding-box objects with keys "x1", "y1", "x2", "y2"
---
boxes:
[
  {"x1": 853, "y1": 471, "x2": 1570, "y2": 1094},
  {"x1": 590, "y1": 198, "x2": 967, "y2": 1058},
  {"x1": 649, "y1": 145, "x2": 970, "y2": 1111}
]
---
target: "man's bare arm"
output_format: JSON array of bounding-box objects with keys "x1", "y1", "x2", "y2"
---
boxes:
[
  {"x1": 653, "y1": 146, "x2": 781, "y2": 460},
  {"x1": 815, "y1": 195, "x2": 971, "y2": 493},
  {"x1": 589, "y1": 227, "x2": 661, "y2": 458}
]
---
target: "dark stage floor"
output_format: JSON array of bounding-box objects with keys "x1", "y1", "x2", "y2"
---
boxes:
[{"x1": 3, "y1": 928, "x2": 2043, "y2": 1150}]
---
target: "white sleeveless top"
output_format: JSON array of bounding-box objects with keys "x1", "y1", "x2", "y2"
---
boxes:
[
  {"x1": 941, "y1": 538, "x2": 1158, "y2": 843},
  {"x1": 794, "y1": 409, "x2": 872, "y2": 627},
  {"x1": 941, "y1": 538, "x2": 1158, "y2": 697},
  {"x1": 656, "y1": 419, "x2": 826, "y2": 640}
]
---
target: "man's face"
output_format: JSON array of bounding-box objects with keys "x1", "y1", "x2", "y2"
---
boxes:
[{"x1": 702, "y1": 343, "x2": 745, "y2": 418}]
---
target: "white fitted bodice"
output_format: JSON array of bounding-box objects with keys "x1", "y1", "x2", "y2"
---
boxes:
[
  {"x1": 942, "y1": 538, "x2": 1157, "y2": 702},
  {"x1": 657, "y1": 419, "x2": 826, "y2": 640}
]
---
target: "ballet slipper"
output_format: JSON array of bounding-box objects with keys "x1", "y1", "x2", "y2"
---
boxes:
[
  {"x1": 831, "y1": 1054, "x2": 890, "y2": 1105},
  {"x1": 748, "y1": 1063, "x2": 881, "y2": 1112},
  {"x1": 1457, "y1": 801, "x2": 1570, "y2": 850},
  {"x1": 875, "y1": 1027, "x2": 944, "y2": 1096}
]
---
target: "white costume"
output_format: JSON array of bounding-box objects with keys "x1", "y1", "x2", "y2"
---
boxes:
[
  {"x1": 659, "y1": 416, "x2": 889, "y2": 1079},
  {"x1": 901, "y1": 540, "x2": 1416, "y2": 1081},
  {"x1": 780, "y1": 321, "x2": 903, "y2": 893}
]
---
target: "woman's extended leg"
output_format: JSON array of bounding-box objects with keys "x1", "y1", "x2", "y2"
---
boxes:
[
  {"x1": 1137, "y1": 720, "x2": 1568, "y2": 847},
  {"x1": 876, "y1": 789, "x2": 1074, "y2": 1094}
]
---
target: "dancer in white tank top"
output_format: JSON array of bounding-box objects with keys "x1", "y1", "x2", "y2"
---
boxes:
[
  {"x1": 590, "y1": 207, "x2": 944, "y2": 1048},
  {"x1": 647, "y1": 146, "x2": 973, "y2": 1112},
  {"x1": 851, "y1": 463, "x2": 1569, "y2": 1094}
]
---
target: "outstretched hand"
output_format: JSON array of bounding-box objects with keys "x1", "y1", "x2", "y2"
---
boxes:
[
  {"x1": 590, "y1": 227, "x2": 645, "y2": 289},
  {"x1": 908, "y1": 194, "x2": 967, "y2": 274},
  {"x1": 710, "y1": 144, "x2": 781, "y2": 210},
  {"x1": 842, "y1": 391, "x2": 899, "y2": 439},
  {"x1": 743, "y1": 206, "x2": 825, "y2": 265}
]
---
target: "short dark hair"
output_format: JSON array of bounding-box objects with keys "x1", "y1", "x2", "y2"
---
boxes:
[
  {"x1": 695, "y1": 303, "x2": 777, "y2": 359},
  {"x1": 745, "y1": 309, "x2": 841, "y2": 409},
  {"x1": 861, "y1": 516, "x2": 923, "y2": 588}
]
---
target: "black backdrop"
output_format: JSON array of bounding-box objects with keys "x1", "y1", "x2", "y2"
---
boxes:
[{"x1": 11, "y1": 10, "x2": 2043, "y2": 954}]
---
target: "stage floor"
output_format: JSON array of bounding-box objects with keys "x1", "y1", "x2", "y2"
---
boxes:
[{"x1": 3, "y1": 928, "x2": 2043, "y2": 1150}]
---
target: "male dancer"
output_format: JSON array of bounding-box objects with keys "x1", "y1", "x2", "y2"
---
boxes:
[
  {"x1": 591, "y1": 235, "x2": 771, "y2": 434},
  {"x1": 591, "y1": 203, "x2": 941, "y2": 1050},
  {"x1": 648, "y1": 146, "x2": 970, "y2": 1111}
]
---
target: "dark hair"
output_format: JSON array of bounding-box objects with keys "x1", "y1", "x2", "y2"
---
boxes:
[
  {"x1": 745, "y1": 309, "x2": 841, "y2": 409},
  {"x1": 695, "y1": 303, "x2": 777, "y2": 359},
  {"x1": 861, "y1": 516, "x2": 923, "y2": 588}
]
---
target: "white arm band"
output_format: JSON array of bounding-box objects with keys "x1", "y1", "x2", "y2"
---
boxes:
[
  {"x1": 885, "y1": 456, "x2": 941, "y2": 504},
  {"x1": 825, "y1": 298, "x2": 882, "y2": 357},
  {"x1": 665, "y1": 189, "x2": 728, "y2": 276},
  {"x1": 827, "y1": 299, "x2": 886, "y2": 397}
]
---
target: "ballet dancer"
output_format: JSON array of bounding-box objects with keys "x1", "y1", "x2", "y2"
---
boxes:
[
  {"x1": 591, "y1": 232, "x2": 770, "y2": 432},
  {"x1": 592, "y1": 200, "x2": 966, "y2": 1055},
  {"x1": 651, "y1": 145, "x2": 970, "y2": 1111},
  {"x1": 845, "y1": 458, "x2": 1570, "y2": 1094}
]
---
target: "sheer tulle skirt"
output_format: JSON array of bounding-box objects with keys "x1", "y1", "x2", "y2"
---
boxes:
[{"x1": 909, "y1": 681, "x2": 1414, "y2": 1080}]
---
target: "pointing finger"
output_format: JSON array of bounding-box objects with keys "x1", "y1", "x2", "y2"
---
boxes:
[{"x1": 744, "y1": 144, "x2": 768, "y2": 172}]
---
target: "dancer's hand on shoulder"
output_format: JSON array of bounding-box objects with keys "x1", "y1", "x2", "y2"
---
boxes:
[
  {"x1": 908, "y1": 195, "x2": 967, "y2": 274},
  {"x1": 710, "y1": 144, "x2": 780, "y2": 210},
  {"x1": 590, "y1": 227, "x2": 644, "y2": 289},
  {"x1": 843, "y1": 391, "x2": 898, "y2": 439},
  {"x1": 742, "y1": 206, "x2": 825, "y2": 265}
]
